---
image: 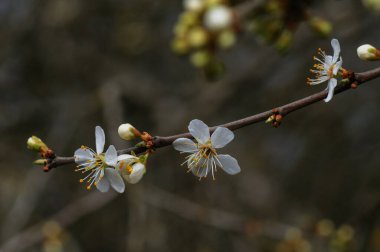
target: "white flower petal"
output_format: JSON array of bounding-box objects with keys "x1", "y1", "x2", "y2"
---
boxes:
[
  {"x1": 325, "y1": 55, "x2": 333, "y2": 66},
  {"x1": 96, "y1": 176, "x2": 110, "y2": 192},
  {"x1": 95, "y1": 126, "x2": 105, "y2": 154},
  {"x1": 173, "y1": 138, "x2": 197, "y2": 152},
  {"x1": 211, "y1": 127, "x2": 234, "y2": 148},
  {"x1": 217, "y1": 154, "x2": 241, "y2": 175},
  {"x1": 117, "y1": 154, "x2": 137, "y2": 162},
  {"x1": 324, "y1": 78, "x2": 337, "y2": 103},
  {"x1": 333, "y1": 57, "x2": 343, "y2": 75},
  {"x1": 331, "y1": 38, "x2": 340, "y2": 62},
  {"x1": 188, "y1": 119, "x2": 210, "y2": 144},
  {"x1": 105, "y1": 168, "x2": 125, "y2": 193},
  {"x1": 74, "y1": 148, "x2": 94, "y2": 164},
  {"x1": 125, "y1": 163, "x2": 145, "y2": 184},
  {"x1": 105, "y1": 145, "x2": 117, "y2": 167}
]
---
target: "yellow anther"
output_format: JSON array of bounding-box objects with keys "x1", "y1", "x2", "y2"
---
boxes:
[
  {"x1": 87, "y1": 186, "x2": 91, "y2": 190},
  {"x1": 79, "y1": 179, "x2": 84, "y2": 183},
  {"x1": 126, "y1": 165, "x2": 133, "y2": 174},
  {"x1": 119, "y1": 160, "x2": 125, "y2": 169}
]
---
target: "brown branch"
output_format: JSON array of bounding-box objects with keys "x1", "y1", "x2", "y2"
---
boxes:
[{"x1": 47, "y1": 66, "x2": 380, "y2": 170}]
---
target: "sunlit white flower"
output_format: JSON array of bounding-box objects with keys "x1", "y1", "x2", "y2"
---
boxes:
[
  {"x1": 117, "y1": 154, "x2": 147, "y2": 184},
  {"x1": 74, "y1": 126, "x2": 125, "y2": 193},
  {"x1": 173, "y1": 119, "x2": 241, "y2": 179},
  {"x1": 203, "y1": 5, "x2": 233, "y2": 31},
  {"x1": 307, "y1": 38, "x2": 343, "y2": 103}
]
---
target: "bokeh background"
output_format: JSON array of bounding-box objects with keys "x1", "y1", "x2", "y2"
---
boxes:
[{"x1": 1, "y1": 0, "x2": 380, "y2": 251}]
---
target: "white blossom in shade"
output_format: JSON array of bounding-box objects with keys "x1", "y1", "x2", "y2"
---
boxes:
[
  {"x1": 307, "y1": 38, "x2": 343, "y2": 103},
  {"x1": 173, "y1": 119, "x2": 241, "y2": 179},
  {"x1": 117, "y1": 154, "x2": 146, "y2": 184},
  {"x1": 357, "y1": 44, "x2": 380, "y2": 61},
  {"x1": 74, "y1": 126, "x2": 125, "y2": 193},
  {"x1": 184, "y1": 0, "x2": 204, "y2": 12},
  {"x1": 118, "y1": 123, "x2": 139, "y2": 140},
  {"x1": 203, "y1": 5, "x2": 233, "y2": 31}
]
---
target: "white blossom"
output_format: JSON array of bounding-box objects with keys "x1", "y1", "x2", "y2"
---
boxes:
[
  {"x1": 184, "y1": 0, "x2": 204, "y2": 12},
  {"x1": 117, "y1": 154, "x2": 146, "y2": 184},
  {"x1": 74, "y1": 126, "x2": 125, "y2": 193},
  {"x1": 203, "y1": 5, "x2": 233, "y2": 31},
  {"x1": 118, "y1": 123, "x2": 139, "y2": 140},
  {"x1": 307, "y1": 38, "x2": 343, "y2": 103},
  {"x1": 357, "y1": 44, "x2": 380, "y2": 61},
  {"x1": 173, "y1": 119, "x2": 241, "y2": 179}
]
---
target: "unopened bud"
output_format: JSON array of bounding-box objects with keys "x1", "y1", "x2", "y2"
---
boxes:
[
  {"x1": 190, "y1": 50, "x2": 212, "y2": 68},
  {"x1": 33, "y1": 159, "x2": 47, "y2": 166},
  {"x1": 275, "y1": 30, "x2": 293, "y2": 54},
  {"x1": 187, "y1": 27, "x2": 209, "y2": 48},
  {"x1": 357, "y1": 44, "x2": 380, "y2": 61},
  {"x1": 27, "y1": 136, "x2": 48, "y2": 152},
  {"x1": 265, "y1": 115, "x2": 275, "y2": 124},
  {"x1": 204, "y1": 5, "x2": 233, "y2": 31},
  {"x1": 118, "y1": 123, "x2": 140, "y2": 140},
  {"x1": 171, "y1": 38, "x2": 189, "y2": 54},
  {"x1": 217, "y1": 29, "x2": 236, "y2": 49},
  {"x1": 275, "y1": 114, "x2": 282, "y2": 122},
  {"x1": 308, "y1": 17, "x2": 332, "y2": 38}
]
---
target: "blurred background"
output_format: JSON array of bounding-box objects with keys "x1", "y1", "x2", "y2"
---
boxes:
[{"x1": 0, "y1": 0, "x2": 380, "y2": 251}]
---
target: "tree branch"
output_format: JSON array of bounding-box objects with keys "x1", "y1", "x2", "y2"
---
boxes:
[{"x1": 47, "y1": 66, "x2": 380, "y2": 170}]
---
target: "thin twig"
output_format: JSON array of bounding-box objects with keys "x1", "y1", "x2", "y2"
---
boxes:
[{"x1": 46, "y1": 67, "x2": 380, "y2": 170}]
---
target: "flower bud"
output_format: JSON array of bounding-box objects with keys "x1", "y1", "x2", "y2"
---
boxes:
[
  {"x1": 118, "y1": 123, "x2": 140, "y2": 140},
  {"x1": 357, "y1": 44, "x2": 380, "y2": 61},
  {"x1": 190, "y1": 50, "x2": 212, "y2": 68},
  {"x1": 33, "y1": 159, "x2": 47, "y2": 166},
  {"x1": 27, "y1": 136, "x2": 48, "y2": 152},
  {"x1": 203, "y1": 5, "x2": 233, "y2": 31},
  {"x1": 275, "y1": 30, "x2": 293, "y2": 54},
  {"x1": 187, "y1": 27, "x2": 209, "y2": 48},
  {"x1": 308, "y1": 17, "x2": 332, "y2": 38},
  {"x1": 171, "y1": 38, "x2": 190, "y2": 54},
  {"x1": 265, "y1": 115, "x2": 275, "y2": 124},
  {"x1": 217, "y1": 29, "x2": 236, "y2": 49}
]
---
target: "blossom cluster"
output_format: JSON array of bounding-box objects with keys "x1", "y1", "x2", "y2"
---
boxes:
[
  {"x1": 74, "y1": 126, "x2": 147, "y2": 193},
  {"x1": 172, "y1": 0, "x2": 238, "y2": 80},
  {"x1": 248, "y1": 0, "x2": 332, "y2": 53},
  {"x1": 73, "y1": 119, "x2": 241, "y2": 193},
  {"x1": 27, "y1": 36, "x2": 380, "y2": 194}
]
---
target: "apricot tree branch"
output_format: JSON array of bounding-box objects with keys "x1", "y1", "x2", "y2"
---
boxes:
[{"x1": 47, "y1": 66, "x2": 380, "y2": 170}]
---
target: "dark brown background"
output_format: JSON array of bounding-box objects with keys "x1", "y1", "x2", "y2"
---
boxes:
[{"x1": 0, "y1": 0, "x2": 380, "y2": 251}]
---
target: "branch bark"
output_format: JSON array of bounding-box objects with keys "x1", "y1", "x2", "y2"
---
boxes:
[{"x1": 47, "y1": 67, "x2": 380, "y2": 170}]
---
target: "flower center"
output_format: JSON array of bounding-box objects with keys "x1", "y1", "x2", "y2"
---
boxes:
[
  {"x1": 327, "y1": 64, "x2": 335, "y2": 78},
  {"x1": 198, "y1": 143, "x2": 217, "y2": 159}
]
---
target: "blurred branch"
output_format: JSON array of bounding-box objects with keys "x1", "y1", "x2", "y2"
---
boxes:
[
  {"x1": 145, "y1": 185, "x2": 292, "y2": 239},
  {"x1": 0, "y1": 184, "x2": 295, "y2": 252},
  {"x1": 45, "y1": 66, "x2": 380, "y2": 170},
  {"x1": 0, "y1": 192, "x2": 118, "y2": 252}
]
